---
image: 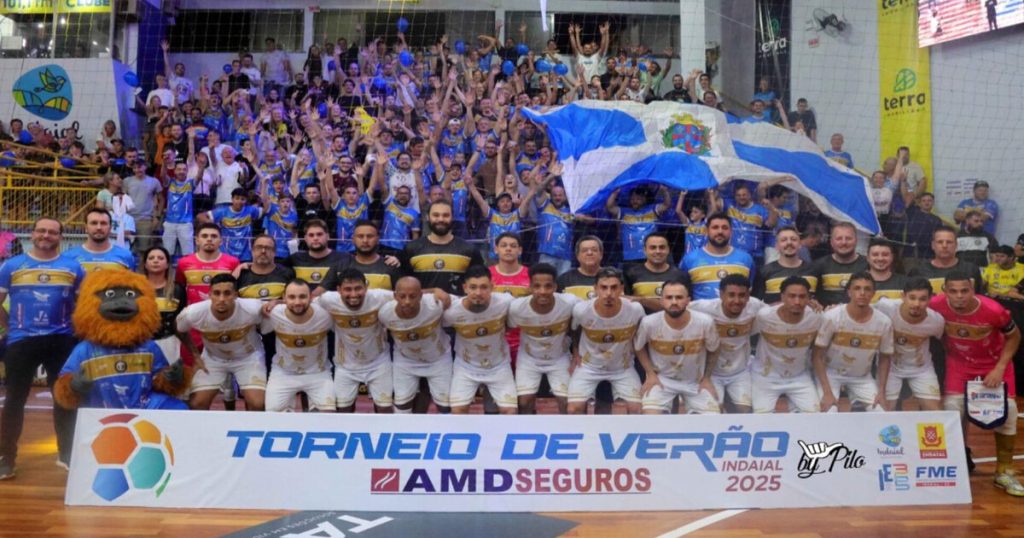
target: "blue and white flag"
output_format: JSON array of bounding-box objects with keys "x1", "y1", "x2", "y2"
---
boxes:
[{"x1": 521, "y1": 100, "x2": 879, "y2": 234}]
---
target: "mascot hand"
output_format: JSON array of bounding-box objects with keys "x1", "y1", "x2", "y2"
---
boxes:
[
  {"x1": 70, "y1": 367, "x2": 94, "y2": 396},
  {"x1": 162, "y1": 362, "x2": 185, "y2": 385}
]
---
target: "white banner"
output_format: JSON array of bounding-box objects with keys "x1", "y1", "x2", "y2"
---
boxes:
[{"x1": 66, "y1": 410, "x2": 970, "y2": 511}]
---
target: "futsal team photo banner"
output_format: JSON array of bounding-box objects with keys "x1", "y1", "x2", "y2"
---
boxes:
[{"x1": 66, "y1": 410, "x2": 970, "y2": 512}]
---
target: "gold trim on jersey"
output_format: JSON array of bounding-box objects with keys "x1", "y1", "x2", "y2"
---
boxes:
[
  {"x1": 10, "y1": 268, "x2": 76, "y2": 286},
  {"x1": 239, "y1": 283, "x2": 286, "y2": 300},
  {"x1": 331, "y1": 311, "x2": 380, "y2": 329},
  {"x1": 453, "y1": 316, "x2": 507, "y2": 340},
  {"x1": 761, "y1": 331, "x2": 816, "y2": 349},
  {"x1": 893, "y1": 330, "x2": 928, "y2": 347},
  {"x1": 765, "y1": 276, "x2": 818, "y2": 295},
  {"x1": 410, "y1": 253, "x2": 472, "y2": 274},
  {"x1": 944, "y1": 322, "x2": 992, "y2": 341},
  {"x1": 715, "y1": 319, "x2": 754, "y2": 338},
  {"x1": 184, "y1": 268, "x2": 230, "y2": 286},
  {"x1": 294, "y1": 266, "x2": 331, "y2": 284},
  {"x1": 220, "y1": 215, "x2": 254, "y2": 228},
  {"x1": 366, "y1": 273, "x2": 393, "y2": 290},
  {"x1": 689, "y1": 264, "x2": 750, "y2": 284},
  {"x1": 649, "y1": 338, "x2": 705, "y2": 356},
  {"x1": 80, "y1": 261, "x2": 128, "y2": 272},
  {"x1": 519, "y1": 318, "x2": 571, "y2": 338},
  {"x1": 200, "y1": 325, "x2": 256, "y2": 345},
  {"x1": 155, "y1": 297, "x2": 180, "y2": 313},
  {"x1": 494, "y1": 284, "x2": 530, "y2": 297},
  {"x1": 277, "y1": 330, "x2": 328, "y2": 348},
  {"x1": 927, "y1": 278, "x2": 944, "y2": 294},
  {"x1": 631, "y1": 281, "x2": 665, "y2": 297},
  {"x1": 582, "y1": 325, "x2": 638, "y2": 344},
  {"x1": 819, "y1": 273, "x2": 853, "y2": 292},
  {"x1": 830, "y1": 331, "x2": 883, "y2": 350},
  {"x1": 82, "y1": 353, "x2": 153, "y2": 380},
  {"x1": 727, "y1": 206, "x2": 764, "y2": 226},
  {"x1": 872, "y1": 289, "x2": 902, "y2": 302},
  {"x1": 563, "y1": 286, "x2": 596, "y2": 300},
  {"x1": 390, "y1": 318, "x2": 442, "y2": 342}
]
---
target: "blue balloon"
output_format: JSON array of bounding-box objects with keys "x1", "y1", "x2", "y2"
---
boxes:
[
  {"x1": 317, "y1": 102, "x2": 328, "y2": 117},
  {"x1": 516, "y1": 43, "x2": 529, "y2": 56},
  {"x1": 60, "y1": 157, "x2": 76, "y2": 169},
  {"x1": 554, "y1": 63, "x2": 569, "y2": 76},
  {"x1": 373, "y1": 76, "x2": 387, "y2": 89},
  {"x1": 454, "y1": 40, "x2": 467, "y2": 55},
  {"x1": 535, "y1": 60, "x2": 551, "y2": 73},
  {"x1": 327, "y1": 60, "x2": 336, "y2": 71},
  {"x1": 222, "y1": 64, "x2": 232, "y2": 74},
  {"x1": 0, "y1": 151, "x2": 15, "y2": 167},
  {"x1": 397, "y1": 17, "x2": 410, "y2": 33},
  {"x1": 399, "y1": 50, "x2": 414, "y2": 67},
  {"x1": 638, "y1": 62, "x2": 648, "y2": 72},
  {"x1": 502, "y1": 60, "x2": 516, "y2": 76},
  {"x1": 122, "y1": 71, "x2": 139, "y2": 87},
  {"x1": 17, "y1": 131, "x2": 32, "y2": 144}
]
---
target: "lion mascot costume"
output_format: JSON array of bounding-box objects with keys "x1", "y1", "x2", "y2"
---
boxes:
[{"x1": 54, "y1": 269, "x2": 192, "y2": 410}]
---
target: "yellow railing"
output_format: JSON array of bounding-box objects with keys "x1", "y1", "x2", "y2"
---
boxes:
[{"x1": 0, "y1": 140, "x2": 105, "y2": 232}]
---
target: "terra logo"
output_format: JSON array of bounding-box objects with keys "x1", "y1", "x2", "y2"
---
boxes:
[
  {"x1": 884, "y1": 68, "x2": 927, "y2": 113},
  {"x1": 11, "y1": 64, "x2": 72, "y2": 121},
  {"x1": 90, "y1": 413, "x2": 174, "y2": 501}
]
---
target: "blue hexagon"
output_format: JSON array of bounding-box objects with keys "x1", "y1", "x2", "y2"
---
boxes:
[
  {"x1": 92, "y1": 468, "x2": 130, "y2": 501},
  {"x1": 127, "y1": 446, "x2": 166, "y2": 489}
]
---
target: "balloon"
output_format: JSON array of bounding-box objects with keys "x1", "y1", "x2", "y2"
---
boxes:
[
  {"x1": 516, "y1": 43, "x2": 529, "y2": 56},
  {"x1": 317, "y1": 102, "x2": 328, "y2": 117},
  {"x1": 327, "y1": 60, "x2": 336, "y2": 71},
  {"x1": 122, "y1": 71, "x2": 139, "y2": 87},
  {"x1": 0, "y1": 151, "x2": 15, "y2": 167},
  {"x1": 60, "y1": 157, "x2": 76, "y2": 169},
  {"x1": 399, "y1": 50, "x2": 414, "y2": 67},
  {"x1": 454, "y1": 40, "x2": 467, "y2": 55},
  {"x1": 373, "y1": 76, "x2": 387, "y2": 89},
  {"x1": 222, "y1": 64, "x2": 232, "y2": 74},
  {"x1": 17, "y1": 131, "x2": 32, "y2": 144},
  {"x1": 535, "y1": 60, "x2": 551, "y2": 73},
  {"x1": 502, "y1": 60, "x2": 515, "y2": 76},
  {"x1": 554, "y1": 63, "x2": 569, "y2": 76},
  {"x1": 396, "y1": 17, "x2": 409, "y2": 33},
  {"x1": 638, "y1": 62, "x2": 648, "y2": 72}
]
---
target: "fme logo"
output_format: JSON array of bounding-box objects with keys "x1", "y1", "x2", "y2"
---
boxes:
[
  {"x1": 11, "y1": 64, "x2": 72, "y2": 121},
  {"x1": 90, "y1": 414, "x2": 174, "y2": 501}
]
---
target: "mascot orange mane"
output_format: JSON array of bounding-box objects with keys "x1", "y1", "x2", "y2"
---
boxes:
[{"x1": 54, "y1": 269, "x2": 192, "y2": 410}]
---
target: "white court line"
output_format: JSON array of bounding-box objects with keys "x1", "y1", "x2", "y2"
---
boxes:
[
  {"x1": 655, "y1": 509, "x2": 748, "y2": 538},
  {"x1": 973, "y1": 454, "x2": 1024, "y2": 464}
]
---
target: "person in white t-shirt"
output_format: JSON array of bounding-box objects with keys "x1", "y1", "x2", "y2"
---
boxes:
[
  {"x1": 874, "y1": 277, "x2": 945, "y2": 411},
  {"x1": 263, "y1": 280, "x2": 335, "y2": 412},
  {"x1": 813, "y1": 272, "x2": 894, "y2": 412},
  {"x1": 260, "y1": 37, "x2": 293, "y2": 96},
  {"x1": 161, "y1": 39, "x2": 194, "y2": 104},
  {"x1": 569, "y1": 21, "x2": 610, "y2": 83},
  {"x1": 214, "y1": 147, "x2": 247, "y2": 206},
  {"x1": 752, "y1": 276, "x2": 822, "y2": 413},
  {"x1": 176, "y1": 274, "x2": 266, "y2": 410},
  {"x1": 240, "y1": 52, "x2": 262, "y2": 101}
]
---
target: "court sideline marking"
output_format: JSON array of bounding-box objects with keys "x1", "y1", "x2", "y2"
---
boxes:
[{"x1": 655, "y1": 509, "x2": 747, "y2": 538}]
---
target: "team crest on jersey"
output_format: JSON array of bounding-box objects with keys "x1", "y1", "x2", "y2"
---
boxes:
[
  {"x1": 408, "y1": 332, "x2": 420, "y2": 341},
  {"x1": 114, "y1": 360, "x2": 128, "y2": 373},
  {"x1": 219, "y1": 334, "x2": 230, "y2": 343},
  {"x1": 38, "y1": 273, "x2": 51, "y2": 283},
  {"x1": 660, "y1": 113, "x2": 712, "y2": 155},
  {"x1": 672, "y1": 344, "x2": 685, "y2": 354},
  {"x1": 716, "y1": 269, "x2": 729, "y2": 279},
  {"x1": 957, "y1": 328, "x2": 969, "y2": 337},
  {"x1": 294, "y1": 338, "x2": 306, "y2": 347},
  {"x1": 541, "y1": 328, "x2": 553, "y2": 337},
  {"x1": 840, "y1": 279, "x2": 849, "y2": 288},
  {"x1": 727, "y1": 327, "x2": 739, "y2": 337},
  {"x1": 311, "y1": 272, "x2": 322, "y2": 281},
  {"x1": 259, "y1": 288, "x2": 270, "y2": 297},
  {"x1": 602, "y1": 333, "x2": 615, "y2": 343},
  {"x1": 433, "y1": 258, "x2": 446, "y2": 270},
  {"x1": 587, "y1": 290, "x2": 597, "y2": 299},
  {"x1": 350, "y1": 319, "x2": 362, "y2": 328},
  {"x1": 475, "y1": 327, "x2": 488, "y2": 336},
  {"x1": 655, "y1": 286, "x2": 663, "y2": 296},
  {"x1": 850, "y1": 337, "x2": 862, "y2": 348},
  {"x1": 202, "y1": 275, "x2": 212, "y2": 284},
  {"x1": 786, "y1": 337, "x2": 798, "y2": 348},
  {"x1": 896, "y1": 335, "x2": 908, "y2": 345}
]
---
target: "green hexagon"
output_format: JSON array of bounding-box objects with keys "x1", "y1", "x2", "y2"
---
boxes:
[{"x1": 127, "y1": 446, "x2": 166, "y2": 489}]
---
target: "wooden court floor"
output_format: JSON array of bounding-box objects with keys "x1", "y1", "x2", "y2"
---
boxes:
[{"x1": 2, "y1": 391, "x2": 1023, "y2": 538}]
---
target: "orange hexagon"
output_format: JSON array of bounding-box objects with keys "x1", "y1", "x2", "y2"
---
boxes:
[{"x1": 91, "y1": 426, "x2": 137, "y2": 465}]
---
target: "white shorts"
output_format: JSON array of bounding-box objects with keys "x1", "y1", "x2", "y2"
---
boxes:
[
  {"x1": 191, "y1": 355, "x2": 267, "y2": 393},
  {"x1": 515, "y1": 352, "x2": 571, "y2": 397},
  {"x1": 945, "y1": 395, "x2": 1018, "y2": 435},
  {"x1": 886, "y1": 369, "x2": 941, "y2": 401},
  {"x1": 393, "y1": 357, "x2": 453, "y2": 407},
  {"x1": 335, "y1": 360, "x2": 394, "y2": 408},
  {"x1": 643, "y1": 376, "x2": 720, "y2": 414},
  {"x1": 568, "y1": 366, "x2": 641, "y2": 404},
  {"x1": 449, "y1": 361, "x2": 518, "y2": 409},
  {"x1": 266, "y1": 370, "x2": 335, "y2": 412},
  {"x1": 712, "y1": 370, "x2": 752, "y2": 407},
  {"x1": 822, "y1": 371, "x2": 880, "y2": 407},
  {"x1": 752, "y1": 372, "x2": 819, "y2": 413}
]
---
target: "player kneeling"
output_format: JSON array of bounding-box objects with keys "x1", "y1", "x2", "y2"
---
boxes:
[
  {"x1": 636, "y1": 279, "x2": 721, "y2": 414},
  {"x1": 751, "y1": 276, "x2": 821, "y2": 413},
  {"x1": 264, "y1": 280, "x2": 335, "y2": 412},
  {"x1": 874, "y1": 277, "x2": 945, "y2": 411}
]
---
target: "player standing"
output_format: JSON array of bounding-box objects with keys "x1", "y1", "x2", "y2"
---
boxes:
[
  {"x1": 875, "y1": 277, "x2": 945, "y2": 411},
  {"x1": 263, "y1": 280, "x2": 335, "y2": 412},
  {"x1": 752, "y1": 276, "x2": 822, "y2": 413}
]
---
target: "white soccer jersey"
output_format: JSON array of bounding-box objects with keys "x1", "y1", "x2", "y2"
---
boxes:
[
  {"x1": 378, "y1": 295, "x2": 451, "y2": 364},
  {"x1": 815, "y1": 305, "x2": 894, "y2": 378},
  {"x1": 316, "y1": 289, "x2": 394, "y2": 368},
  {"x1": 572, "y1": 299, "x2": 646, "y2": 372},
  {"x1": 874, "y1": 298, "x2": 945, "y2": 376},
  {"x1": 443, "y1": 293, "x2": 513, "y2": 369},
  {"x1": 508, "y1": 293, "x2": 579, "y2": 362},
  {"x1": 690, "y1": 297, "x2": 764, "y2": 377},
  {"x1": 753, "y1": 304, "x2": 821, "y2": 379},
  {"x1": 265, "y1": 303, "x2": 333, "y2": 375},
  {"x1": 635, "y1": 310, "x2": 719, "y2": 383},
  {"x1": 176, "y1": 298, "x2": 264, "y2": 361}
]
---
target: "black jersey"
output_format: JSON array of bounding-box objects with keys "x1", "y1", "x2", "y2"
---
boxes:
[
  {"x1": 624, "y1": 264, "x2": 690, "y2": 297},
  {"x1": 325, "y1": 255, "x2": 404, "y2": 291},
  {"x1": 909, "y1": 259, "x2": 982, "y2": 294},
  {"x1": 809, "y1": 255, "x2": 869, "y2": 306},
  {"x1": 400, "y1": 236, "x2": 483, "y2": 295},
  {"x1": 237, "y1": 264, "x2": 295, "y2": 300},
  {"x1": 287, "y1": 250, "x2": 350, "y2": 288},
  {"x1": 154, "y1": 285, "x2": 187, "y2": 340},
  {"x1": 755, "y1": 260, "x2": 817, "y2": 304},
  {"x1": 872, "y1": 273, "x2": 907, "y2": 302},
  {"x1": 557, "y1": 269, "x2": 598, "y2": 301}
]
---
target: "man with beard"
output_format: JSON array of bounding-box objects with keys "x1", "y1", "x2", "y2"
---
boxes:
[
  {"x1": 176, "y1": 274, "x2": 266, "y2": 411},
  {"x1": 626, "y1": 232, "x2": 690, "y2": 312},
  {"x1": 289, "y1": 220, "x2": 350, "y2": 294},
  {"x1": 636, "y1": 279, "x2": 721, "y2": 414},
  {"x1": 680, "y1": 213, "x2": 754, "y2": 300},
  {"x1": 522, "y1": 165, "x2": 583, "y2": 275},
  {"x1": 957, "y1": 210, "x2": 997, "y2": 269},
  {"x1": 344, "y1": 221, "x2": 403, "y2": 291},
  {"x1": 237, "y1": 235, "x2": 295, "y2": 365},
  {"x1": 867, "y1": 238, "x2": 906, "y2": 302},
  {"x1": 508, "y1": 264, "x2": 578, "y2": 415},
  {"x1": 401, "y1": 200, "x2": 483, "y2": 295},
  {"x1": 756, "y1": 227, "x2": 816, "y2": 304},
  {"x1": 721, "y1": 183, "x2": 776, "y2": 265},
  {"x1": 65, "y1": 208, "x2": 136, "y2": 272},
  {"x1": 263, "y1": 280, "x2": 334, "y2": 412},
  {"x1": 377, "y1": 184, "x2": 421, "y2": 256},
  {"x1": 690, "y1": 274, "x2": 764, "y2": 413},
  {"x1": 316, "y1": 268, "x2": 394, "y2": 413},
  {"x1": 322, "y1": 168, "x2": 369, "y2": 253},
  {"x1": 910, "y1": 226, "x2": 983, "y2": 294},
  {"x1": 568, "y1": 268, "x2": 646, "y2": 415},
  {"x1": 809, "y1": 221, "x2": 869, "y2": 306},
  {"x1": 606, "y1": 185, "x2": 672, "y2": 265},
  {"x1": 752, "y1": 276, "x2": 822, "y2": 413},
  {"x1": 379, "y1": 277, "x2": 453, "y2": 414}
]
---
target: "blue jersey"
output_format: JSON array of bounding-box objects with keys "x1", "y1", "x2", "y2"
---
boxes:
[
  {"x1": 451, "y1": 177, "x2": 469, "y2": 222},
  {"x1": 536, "y1": 198, "x2": 574, "y2": 261},
  {"x1": 165, "y1": 179, "x2": 194, "y2": 224},
  {"x1": 438, "y1": 129, "x2": 467, "y2": 157},
  {"x1": 65, "y1": 244, "x2": 137, "y2": 273},
  {"x1": 0, "y1": 253, "x2": 83, "y2": 344},
  {"x1": 765, "y1": 207, "x2": 795, "y2": 248},
  {"x1": 264, "y1": 204, "x2": 298, "y2": 259},
  {"x1": 381, "y1": 197, "x2": 420, "y2": 250},
  {"x1": 296, "y1": 163, "x2": 318, "y2": 194},
  {"x1": 752, "y1": 90, "x2": 777, "y2": 121},
  {"x1": 59, "y1": 340, "x2": 169, "y2": 409},
  {"x1": 680, "y1": 246, "x2": 754, "y2": 300},
  {"x1": 824, "y1": 150, "x2": 854, "y2": 169},
  {"x1": 726, "y1": 202, "x2": 770, "y2": 257},
  {"x1": 211, "y1": 205, "x2": 262, "y2": 262},
  {"x1": 957, "y1": 198, "x2": 999, "y2": 235},
  {"x1": 619, "y1": 205, "x2": 661, "y2": 261},
  {"x1": 487, "y1": 209, "x2": 521, "y2": 257},
  {"x1": 333, "y1": 193, "x2": 370, "y2": 252},
  {"x1": 515, "y1": 152, "x2": 540, "y2": 176},
  {"x1": 685, "y1": 218, "x2": 708, "y2": 254}
]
